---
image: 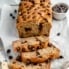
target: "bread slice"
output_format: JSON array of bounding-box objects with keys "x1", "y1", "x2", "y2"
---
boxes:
[
  {"x1": 12, "y1": 36, "x2": 49, "y2": 52},
  {"x1": 21, "y1": 43, "x2": 60, "y2": 63},
  {"x1": 16, "y1": 0, "x2": 52, "y2": 37},
  {"x1": 9, "y1": 60, "x2": 51, "y2": 69}
]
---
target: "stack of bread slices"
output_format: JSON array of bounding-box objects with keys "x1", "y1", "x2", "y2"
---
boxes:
[{"x1": 9, "y1": 0, "x2": 61, "y2": 69}]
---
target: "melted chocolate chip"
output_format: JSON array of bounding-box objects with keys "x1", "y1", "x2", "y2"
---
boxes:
[
  {"x1": 7, "y1": 49, "x2": 11, "y2": 54},
  {"x1": 29, "y1": 0, "x2": 35, "y2": 4},
  {"x1": 32, "y1": 63, "x2": 38, "y2": 65},
  {"x1": 44, "y1": 34, "x2": 49, "y2": 37},
  {"x1": 36, "y1": 51, "x2": 42, "y2": 58},
  {"x1": 31, "y1": 47, "x2": 35, "y2": 51},
  {"x1": 38, "y1": 55, "x2": 42, "y2": 58},
  {"x1": 40, "y1": 0, "x2": 44, "y2": 2},
  {"x1": 19, "y1": 67, "x2": 22, "y2": 69},
  {"x1": 16, "y1": 47, "x2": 20, "y2": 52},
  {"x1": 22, "y1": 48, "x2": 26, "y2": 52},
  {"x1": 26, "y1": 59, "x2": 31, "y2": 65},
  {"x1": 19, "y1": 3, "x2": 22, "y2": 6},
  {"x1": 17, "y1": 19, "x2": 19, "y2": 23},
  {"x1": 21, "y1": 41, "x2": 27, "y2": 44},
  {"x1": 13, "y1": 61, "x2": 16, "y2": 64},
  {"x1": 37, "y1": 46, "x2": 40, "y2": 49},
  {"x1": 23, "y1": 16, "x2": 26, "y2": 21},
  {"x1": 48, "y1": 2, "x2": 51, "y2": 5},
  {"x1": 28, "y1": 45, "x2": 35, "y2": 51},
  {"x1": 45, "y1": 60, "x2": 49, "y2": 63},
  {"x1": 40, "y1": 3, "x2": 43, "y2": 6},
  {"x1": 43, "y1": 18, "x2": 48, "y2": 22},
  {"x1": 9, "y1": 56, "x2": 13, "y2": 59},
  {"x1": 36, "y1": 51, "x2": 40, "y2": 55},
  {"x1": 32, "y1": 16, "x2": 36, "y2": 19},
  {"x1": 31, "y1": 1, "x2": 35, "y2": 4},
  {"x1": 25, "y1": 27, "x2": 32, "y2": 32},
  {"x1": 47, "y1": 13, "x2": 51, "y2": 15},
  {"x1": 39, "y1": 23, "x2": 43, "y2": 31},
  {"x1": 16, "y1": 55, "x2": 21, "y2": 62},
  {"x1": 48, "y1": 43, "x2": 52, "y2": 47},
  {"x1": 39, "y1": 63, "x2": 42, "y2": 66}
]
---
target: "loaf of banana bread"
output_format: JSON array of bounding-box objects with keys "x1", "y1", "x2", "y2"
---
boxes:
[{"x1": 16, "y1": 0, "x2": 52, "y2": 37}]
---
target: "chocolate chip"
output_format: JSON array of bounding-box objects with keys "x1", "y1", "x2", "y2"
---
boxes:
[
  {"x1": 36, "y1": 51, "x2": 42, "y2": 58},
  {"x1": 44, "y1": 34, "x2": 49, "y2": 37},
  {"x1": 32, "y1": 16, "x2": 36, "y2": 19},
  {"x1": 47, "y1": 13, "x2": 51, "y2": 15},
  {"x1": 59, "y1": 56, "x2": 64, "y2": 59},
  {"x1": 31, "y1": 47, "x2": 35, "y2": 51},
  {"x1": 9, "y1": 56, "x2": 13, "y2": 59},
  {"x1": 57, "y1": 33, "x2": 60, "y2": 36},
  {"x1": 10, "y1": 13, "x2": 13, "y2": 17},
  {"x1": 28, "y1": 45, "x2": 35, "y2": 51},
  {"x1": 13, "y1": 61, "x2": 16, "y2": 64},
  {"x1": 16, "y1": 47, "x2": 20, "y2": 52},
  {"x1": 7, "y1": 49, "x2": 11, "y2": 54},
  {"x1": 26, "y1": 59, "x2": 31, "y2": 65},
  {"x1": 37, "y1": 46, "x2": 40, "y2": 49},
  {"x1": 27, "y1": 5, "x2": 34, "y2": 11},
  {"x1": 48, "y1": 2, "x2": 51, "y2": 5},
  {"x1": 48, "y1": 43, "x2": 52, "y2": 47},
  {"x1": 21, "y1": 41, "x2": 27, "y2": 44},
  {"x1": 38, "y1": 56, "x2": 42, "y2": 58},
  {"x1": 40, "y1": 3, "x2": 43, "y2": 6},
  {"x1": 45, "y1": 60, "x2": 49, "y2": 63},
  {"x1": 39, "y1": 23, "x2": 43, "y2": 31},
  {"x1": 40, "y1": 0, "x2": 45, "y2": 2},
  {"x1": 32, "y1": 63, "x2": 38, "y2": 65},
  {"x1": 16, "y1": 55, "x2": 21, "y2": 62},
  {"x1": 36, "y1": 51, "x2": 40, "y2": 55},
  {"x1": 48, "y1": 58, "x2": 52, "y2": 61},
  {"x1": 39, "y1": 63, "x2": 42, "y2": 66},
  {"x1": 43, "y1": 18, "x2": 48, "y2": 22},
  {"x1": 29, "y1": 0, "x2": 35, "y2": 4},
  {"x1": 14, "y1": 9, "x2": 17, "y2": 13},
  {"x1": 12, "y1": 16, "x2": 15, "y2": 19},
  {"x1": 17, "y1": 19, "x2": 19, "y2": 23},
  {"x1": 19, "y1": 3, "x2": 22, "y2": 6},
  {"x1": 22, "y1": 48, "x2": 26, "y2": 52},
  {"x1": 25, "y1": 27, "x2": 32, "y2": 32}
]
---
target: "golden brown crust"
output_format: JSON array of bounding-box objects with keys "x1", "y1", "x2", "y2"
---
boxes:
[{"x1": 16, "y1": 0, "x2": 52, "y2": 38}]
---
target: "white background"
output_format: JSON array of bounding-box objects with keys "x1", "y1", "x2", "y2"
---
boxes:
[{"x1": 0, "y1": 0, "x2": 69, "y2": 69}]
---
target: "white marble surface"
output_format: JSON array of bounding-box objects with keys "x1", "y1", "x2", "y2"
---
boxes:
[{"x1": 0, "y1": 0, "x2": 69, "y2": 69}]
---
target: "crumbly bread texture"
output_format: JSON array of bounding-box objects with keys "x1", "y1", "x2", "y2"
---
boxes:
[
  {"x1": 12, "y1": 36, "x2": 49, "y2": 52},
  {"x1": 21, "y1": 43, "x2": 60, "y2": 63},
  {"x1": 9, "y1": 60, "x2": 51, "y2": 69},
  {"x1": 16, "y1": 0, "x2": 52, "y2": 37}
]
